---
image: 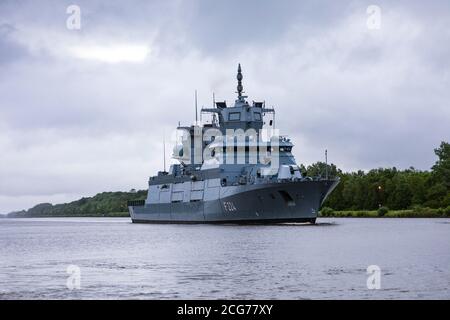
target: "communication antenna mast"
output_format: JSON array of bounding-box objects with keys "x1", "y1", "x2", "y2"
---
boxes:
[
  {"x1": 325, "y1": 149, "x2": 328, "y2": 180},
  {"x1": 163, "y1": 134, "x2": 166, "y2": 173},
  {"x1": 236, "y1": 63, "x2": 244, "y2": 101},
  {"x1": 195, "y1": 90, "x2": 198, "y2": 124}
]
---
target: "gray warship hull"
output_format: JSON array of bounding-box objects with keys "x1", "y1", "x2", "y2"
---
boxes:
[{"x1": 129, "y1": 179, "x2": 338, "y2": 224}]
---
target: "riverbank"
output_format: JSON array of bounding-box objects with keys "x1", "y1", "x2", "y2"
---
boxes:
[
  {"x1": 320, "y1": 207, "x2": 450, "y2": 218},
  {"x1": 5, "y1": 190, "x2": 147, "y2": 218},
  {"x1": 6, "y1": 209, "x2": 450, "y2": 219},
  {"x1": 6, "y1": 212, "x2": 130, "y2": 218}
]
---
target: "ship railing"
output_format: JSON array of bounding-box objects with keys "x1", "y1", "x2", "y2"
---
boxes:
[{"x1": 127, "y1": 200, "x2": 145, "y2": 207}]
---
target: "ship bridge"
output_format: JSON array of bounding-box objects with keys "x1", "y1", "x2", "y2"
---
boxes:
[{"x1": 173, "y1": 64, "x2": 283, "y2": 169}]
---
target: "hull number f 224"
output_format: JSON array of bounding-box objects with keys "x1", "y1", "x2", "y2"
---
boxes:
[{"x1": 223, "y1": 201, "x2": 237, "y2": 212}]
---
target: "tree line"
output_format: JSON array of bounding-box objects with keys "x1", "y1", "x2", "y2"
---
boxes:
[
  {"x1": 8, "y1": 190, "x2": 147, "y2": 217},
  {"x1": 303, "y1": 141, "x2": 450, "y2": 211}
]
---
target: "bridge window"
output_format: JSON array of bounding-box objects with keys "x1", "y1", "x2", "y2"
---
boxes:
[{"x1": 228, "y1": 112, "x2": 241, "y2": 121}]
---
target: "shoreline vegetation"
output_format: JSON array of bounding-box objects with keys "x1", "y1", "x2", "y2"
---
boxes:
[
  {"x1": 320, "y1": 206, "x2": 450, "y2": 218},
  {"x1": 5, "y1": 141, "x2": 450, "y2": 219},
  {"x1": 6, "y1": 208, "x2": 450, "y2": 218},
  {"x1": 6, "y1": 191, "x2": 147, "y2": 218}
]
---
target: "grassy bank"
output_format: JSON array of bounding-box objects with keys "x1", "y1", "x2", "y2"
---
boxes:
[{"x1": 320, "y1": 206, "x2": 450, "y2": 218}]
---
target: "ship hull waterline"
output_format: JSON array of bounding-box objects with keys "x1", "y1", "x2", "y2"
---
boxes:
[{"x1": 129, "y1": 179, "x2": 339, "y2": 224}]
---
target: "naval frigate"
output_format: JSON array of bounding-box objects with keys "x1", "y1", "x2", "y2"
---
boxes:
[{"x1": 128, "y1": 64, "x2": 339, "y2": 223}]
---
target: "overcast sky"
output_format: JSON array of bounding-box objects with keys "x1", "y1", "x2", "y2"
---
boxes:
[{"x1": 0, "y1": 0, "x2": 449, "y2": 213}]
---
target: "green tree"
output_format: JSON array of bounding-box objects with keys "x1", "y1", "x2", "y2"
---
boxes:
[
  {"x1": 305, "y1": 162, "x2": 339, "y2": 179},
  {"x1": 432, "y1": 141, "x2": 450, "y2": 188},
  {"x1": 426, "y1": 141, "x2": 450, "y2": 207}
]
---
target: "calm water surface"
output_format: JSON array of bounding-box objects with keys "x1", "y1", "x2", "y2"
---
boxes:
[{"x1": 0, "y1": 217, "x2": 449, "y2": 299}]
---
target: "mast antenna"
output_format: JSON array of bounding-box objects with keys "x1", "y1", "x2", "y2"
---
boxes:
[
  {"x1": 325, "y1": 149, "x2": 328, "y2": 180},
  {"x1": 195, "y1": 90, "x2": 198, "y2": 124},
  {"x1": 163, "y1": 134, "x2": 166, "y2": 173},
  {"x1": 236, "y1": 63, "x2": 244, "y2": 100}
]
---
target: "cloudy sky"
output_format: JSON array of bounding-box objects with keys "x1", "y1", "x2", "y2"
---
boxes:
[{"x1": 0, "y1": 0, "x2": 449, "y2": 213}]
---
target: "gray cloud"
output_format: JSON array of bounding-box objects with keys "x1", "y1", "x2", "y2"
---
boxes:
[
  {"x1": 0, "y1": 0, "x2": 449, "y2": 213},
  {"x1": 0, "y1": 23, "x2": 29, "y2": 64}
]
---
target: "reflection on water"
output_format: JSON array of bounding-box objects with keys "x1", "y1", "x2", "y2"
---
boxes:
[{"x1": 0, "y1": 217, "x2": 449, "y2": 299}]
